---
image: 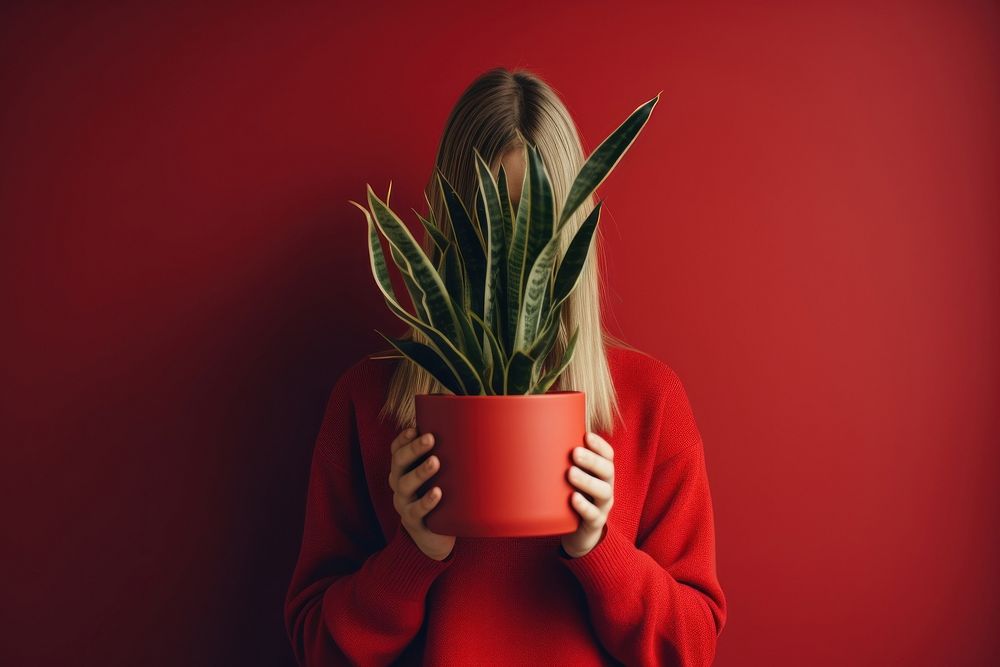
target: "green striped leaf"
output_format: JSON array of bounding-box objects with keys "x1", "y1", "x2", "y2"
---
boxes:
[
  {"x1": 351, "y1": 199, "x2": 397, "y2": 304},
  {"x1": 514, "y1": 230, "x2": 559, "y2": 351},
  {"x1": 470, "y1": 310, "x2": 508, "y2": 393},
  {"x1": 451, "y1": 299, "x2": 487, "y2": 377},
  {"x1": 422, "y1": 190, "x2": 438, "y2": 227},
  {"x1": 465, "y1": 288, "x2": 496, "y2": 394},
  {"x1": 506, "y1": 144, "x2": 532, "y2": 352},
  {"x1": 552, "y1": 200, "x2": 603, "y2": 311},
  {"x1": 436, "y1": 169, "x2": 487, "y2": 320},
  {"x1": 528, "y1": 301, "x2": 563, "y2": 368},
  {"x1": 521, "y1": 144, "x2": 555, "y2": 297},
  {"x1": 472, "y1": 149, "x2": 508, "y2": 345},
  {"x1": 389, "y1": 243, "x2": 430, "y2": 324},
  {"x1": 443, "y1": 242, "x2": 467, "y2": 314},
  {"x1": 351, "y1": 197, "x2": 483, "y2": 394},
  {"x1": 505, "y1": 349, "x2": 536, "y2": 395},
  {"x1": 375, "y1": 330, "x2": 464, "y2": 395},
  {"x1": 415, "y1": 208, "x2": 450, "y2": 256},
  {"x1": 532, "y1": 325, "x2": 579, "y2": 394},
  {"x1": 497, "y1": 163, "x2": 514, "y2": 266},
  {"x1": 393, "y1": 234, "x2": 487, "y2": 380},
  {"x1": 559, "y1": 92, "x2": 660, "y2": 229},
  {"x1": 366, "y1": 184, "x2": 463, "y2": 344},
  {"x1": 516, "y1": 197, "x2": 602, "y2": 352},
  {"x1": 382, "y1": 296, "x2": 483, "y2": 395}
]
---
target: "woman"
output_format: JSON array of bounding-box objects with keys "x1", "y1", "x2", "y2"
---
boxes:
[{"x1": 284, "y1": 67, "x2": 727, "y2": 666}]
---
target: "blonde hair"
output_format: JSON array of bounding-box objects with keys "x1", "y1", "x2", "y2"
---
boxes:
[{"x1": 374, "y1": 66, "x2": 640, "y2": 435}]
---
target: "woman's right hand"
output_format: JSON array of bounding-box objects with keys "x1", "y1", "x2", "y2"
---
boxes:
[{"x1": 388, "y1": 427, "x2": 456, "y2": 561}]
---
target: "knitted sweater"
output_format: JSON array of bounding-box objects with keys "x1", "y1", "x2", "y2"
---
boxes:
[{"x1": 284, "y1": 344, "x2": 727, "y2": 666}]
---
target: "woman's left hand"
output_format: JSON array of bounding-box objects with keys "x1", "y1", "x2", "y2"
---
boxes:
[{"x1": 561, "y1": 431, "x2": 615, "y2": 558}]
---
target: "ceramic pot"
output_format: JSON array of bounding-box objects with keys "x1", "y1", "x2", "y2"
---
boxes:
[{"x1": 414, "y1": 390, "x2": 586, "y2": 537}]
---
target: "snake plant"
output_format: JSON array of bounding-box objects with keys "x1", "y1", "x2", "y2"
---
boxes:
[{"x1": 349, "y1": 91, "x2": 660, "y2": 395}]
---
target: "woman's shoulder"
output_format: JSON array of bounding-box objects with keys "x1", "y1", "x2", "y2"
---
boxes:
[
  {"x1": 329, "y1": 349, "x2": 400, "y2": 398},
  {"x1": 606, "y1": 343, "x2": 703, "y2": 459},
  {"x1": 606, "y1": 342, "x2": 680, "y2": 386}
]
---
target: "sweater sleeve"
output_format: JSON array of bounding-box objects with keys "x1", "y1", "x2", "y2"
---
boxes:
[
  {"x1": 283, "y1": 367, "x2": 455, "y2": 666},
  {"x1": 557, "y1": 365, "x2": 727, "y2": 667}
]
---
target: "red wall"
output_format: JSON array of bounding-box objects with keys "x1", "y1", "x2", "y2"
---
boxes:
[{"x1": 2, "y1": 2, "x2": 997, "y2": 665}]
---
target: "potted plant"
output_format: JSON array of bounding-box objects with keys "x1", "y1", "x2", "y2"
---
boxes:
[{"x1": 349, "y1": 92, "x2": 660, "y2": 537}]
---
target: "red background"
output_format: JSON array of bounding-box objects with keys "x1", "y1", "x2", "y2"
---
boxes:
[{"x1": 2, "y1": 2, "x2": 998, "y2": 665}]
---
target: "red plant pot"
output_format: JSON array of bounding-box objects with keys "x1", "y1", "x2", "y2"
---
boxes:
[{"x1": 414, "y1": 390, "x2": 586, "y2": 537}]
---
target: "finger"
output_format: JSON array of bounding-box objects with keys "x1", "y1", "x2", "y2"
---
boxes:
[
  {"x1": 570, "y1": 491, "x2": 603, "y2": 526},
  {"x1": 390, "y1": 427, "x2": 418, "y2": 455},
  {"x1": 572, "y1": 446, "x2": 614, "y2": 482},
  {"x1": 392, "y1": 432, "x2": 435, "y2": 474},
  {"x1": 585, "y1": 432, "x2": 614, "y2": 462},
  {"x1": 407, "y1": 485, "x2": 443, "y2": 521},
  {"x1": 399, "y1": 452, "x2": 440, "y2": 499},
  {"x1": 568, "y1": 465, "x2": 613, "y2": 502},
  {"x1": 388, "y1": 432, "x2": 433, "y2": 492}
]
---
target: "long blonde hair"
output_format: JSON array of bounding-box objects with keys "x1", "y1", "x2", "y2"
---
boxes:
[{"x1": 375, "y1": 66, "x2": 639, "y2": 435}]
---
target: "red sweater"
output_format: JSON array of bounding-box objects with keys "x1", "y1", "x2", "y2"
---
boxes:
[{"x1": 284, "y1": 345, "x2": 727, "y2": 666}]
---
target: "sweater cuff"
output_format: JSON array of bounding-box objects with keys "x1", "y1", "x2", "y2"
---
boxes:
[
  {"x1": 363, "y1": 522, "x2": 455, "y2": 601},
  {"x1": 557, "y1": 520, "x2": 637, "y2": 592}
]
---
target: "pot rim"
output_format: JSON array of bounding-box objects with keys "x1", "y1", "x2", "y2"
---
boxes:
[{"x1": 416, "y1": 390, "x2": 584, "y2": 400}]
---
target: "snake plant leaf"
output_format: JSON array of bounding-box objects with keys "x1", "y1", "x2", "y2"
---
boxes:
[
  {"x1": 434, "y1": 242, "x2": 448, "y2": 275},
  {"x1": 357, "y1": 192, "x2": 488, "y2": 394},
  {"x1": 558, "y1": 92, "x2": 660, "y2": 229},
  {"x1": 382, "y1": 295, "x2": 484, "y2": 395},
  {"x1": 469, "y1": 309, "x2": 508, "y2": 391},
  {"x1": 514, "y1": 233, "x2": 558, "y2": 351},
  {"x1": 389, "y1": 243, "x2": 431, "y2": 324},
  {"x1": 351, "y1": 199, "x2": 398, "y2": 303},
  {"x1": 527, "y1": 300, "x2": 563, "y2": 365},
  {"x1": 496, "y1": 163, "x2": 514, "y2": 266},
  {"x1": 505, "y1": 349, "x2": 536, "y2": 395},
  {"x1": 552, "y1": 200, "x2": 603, "y2": 311},
  {"x1": 427, "y1": 186, "x2": 463, "y2": 304},
  {"x1": 422, "y1": 189, "x2": 437, "y2": 225},
  {"x1": 505, "y1": 143, "x2": 533, "y2": 352},
  {"x1": 390, "y1": 229, "x2": 487, "y2": 379},
  {"x1": 415, "y1": 207, "x2": 451, "y2": 278},
  {"x1": 464, "y1": 285, "x2": 496, "y2": 394},
  {"x1": 532, "y1": 324, "x2": 579, "y2": 394},
  {"x1": 459, "y1": 298, "x2": 496, "y2": 394},
  {"x1": 375, "y1": 329, "x2": 464, "y2": 395},
  {"x1": 436, "y1": 168, "x2": 487, "y2": 320},
  {"x1": 366, "y1": 184, "x2": 464, "y2": 344},
  {"x1": 539, "y1": 271, "x2": 551, "y2": 335},
  {"x1": 521, "y1": 144, "x2": 555, "y2": 296},
  {"x1": 422, "y1": 190, "x2": 446, "y2": 251},
  {"x1": 494, "y1": 164, "x2": 514, "y2": 352},
  {"x1": 415, "y1": 208, "x2": 450, "y2": 256},
  {"x1": 472, "y1": 149, "x2": 509, "y2": 344},
  {"x1": 351, "y1": 198, "x2": 483, "y2": 394},
  {"x1": 442, "y1": 241, "x2": 467, "y2": 314},
  {"x1": 474, "y1": 188, "x2": 487, "y2": 255},
  {"x1": 451, "y1": 296, "x2": 488, "y2": 373},
  {"x1": 516, "y1": 196, "x2": 602, "y2": 351},
  {"x1": 472, "y1": 188, "x2": 490, "y2": 352}
]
